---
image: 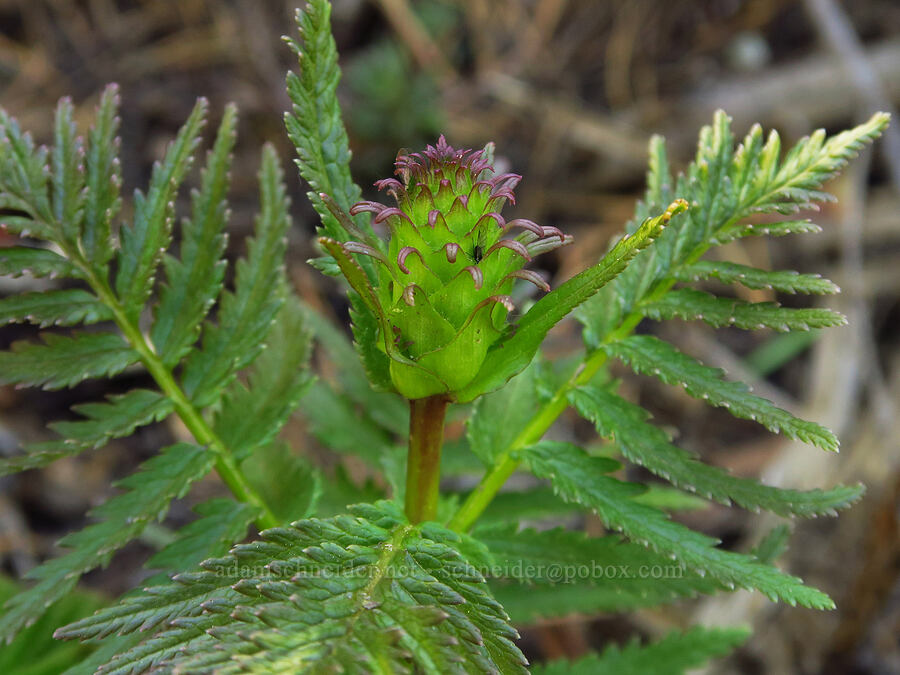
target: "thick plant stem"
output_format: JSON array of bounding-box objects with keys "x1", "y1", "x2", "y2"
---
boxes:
[{"x1": 405, "y1": 395, "x2": 449, "y2": 523}]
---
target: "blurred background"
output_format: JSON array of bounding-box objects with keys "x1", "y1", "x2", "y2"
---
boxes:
[{"x1": 0, "y1": 0, "x2": 898, "y2": 673}]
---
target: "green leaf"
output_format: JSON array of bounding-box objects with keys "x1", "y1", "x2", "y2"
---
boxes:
[
  {"x1": 641, "y1": 288, "x2": 846, "y2": 331},
  {"x1": 241, "y1": 442, "x2": 321, "y2": 523},
  {"x1": 50, "y1": 388, "x2": 173, "y2": 448},
  {"x1": 301, "y1": 379, "x2": 400, "y2": 469},
  {"x1": 471, "y1": 484, "x2": 705, "y2": 532},
  {"x1": 0, "y1": 289, "x2": 112, "y2": 327},
  {"x1": 115, "y1": 98, "x2": 207, "y2": 318},
  {"x1": 479, "y1": 526, "x2": 723, "y2": 619},
  {"x1": 605, "y1": 334, "x2": 839, "y2": 451},
  {"x1": 60, "y1": 635, "x2": 143, "y2": 675},
  {"x1": 570, "y1": 384, "x2": 861, "y2": 517},
  {"x1": 457, "y1": 200, "x2": 688, "y2": 401},
  {"x1": 746, "y1": 329, "x2": 820, "y2": 375},
  {"x1": 743, "y1": 112, "x2": 889, "y2": 216},
  {"x1": 488, "y1": 523, "x2": 724, "y2": 620},
  {"x1": 147, "y1": 499, "x2": 259, "y2": 572},
  {"x1": 305, "y1": 300, "x2": 407, "y2": 433},
  {"x1": 0, "y1": 332, "x2": 138, "y2": 390},
  {"x1": 0, "y1": 246, "x2": 79, "y2": 279},
  {"x1": 306, "y1": 253, "x2": 340, "y2": 276},
  {"x1": 494, "y1": 582, "x2": 676, "y2": 624},
  {"x1": 347, "y1": 289, "x2": 396, "y2": 392},
  {"x1": 51, "y1": 98, "x2": 85, "y2": 248},
  {"x1": 523, "y1": 441, "x2": 835, "y2": 608},
  {"x1": 82, "y1": 84, "x2": 121, "y2": 268},
  {"x1": 0, "y1": 576, "x2": 104, "y2": 675},
  {"x1": 284, "y1": 0, "x2": 373, "y2": 245},
  {"x1": 676, "y1": 260, "x2": 839, "y2": 295},
  {"x1": 0, "y1": 108, "x2": 53, "y2": 238},
  {"x1": 58, "y1": 502, "x2": 527, "y2": 674},
  {"x1": 752, "y1": 524, "x2": 791, "y2": 565},
  {"x1": 315, "y1": 465, "x2": 386, "y2": 517},
  {"x1": 0, "y1": 443, "x2": 213, "y2": 644},
  {"x1": 631, "y1": 485, "x2": 710, "y2": 511},
  {"x1": 467, "y1": 357, "x2": 542, "y2": 465},
  {"x1": 646, "y1": 134, "x2": 674, "y2": 207},
  {"x1": 182, "y1": 144, "x2": 291, "y2": 406},
  {"x1": 152, "y1": 103, "x2": 236, "y2": 365},
  {"x1": 710, "y1": 219, "x2": 823, "y2": 245},
  {"x1": 215, "y1": 296, "x2": 313, "y2": 460},
  {"x1": 474, "y1": 487, "x2": 581, "y2": 527},
  {"x1": 0, "y1": 389, "x2": 172, "y2": 477},
  {"x1": 349, "y1": 289, "x2": 396, "y2": 391},
  {"x1": 531, "y1": 626, "x2": 750, "y2": 675},
  {"x1": 576, "y1": 112, "x2": 887, "y2": 346}
]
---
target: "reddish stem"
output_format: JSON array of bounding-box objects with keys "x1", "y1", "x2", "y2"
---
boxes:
[{"x1": 404, "y1": 395, "x2": 449, "y2": 523}]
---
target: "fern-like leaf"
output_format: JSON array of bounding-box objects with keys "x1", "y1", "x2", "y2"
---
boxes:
[
  {"x1": 744, "y1": 112, "x2": 889, "y2": 215},
  {"x1": 577, "y1": 112, "x2": 887, "y2": 343},
  {"x1": 605, "y1": 334, "x2": 838, "y2": 450},
  {"x1": 214, "y1": 297, "x2": 313, "y2": 460},
  {"x1": 480, "y1": 525, "x2": 724, "y2": 620},
  {"x1": 642, "y1": 288, "x2": 846, "y2": 331},
  {"x1": 147, "y1": 499, "x2": 260, "y2": 573},
  {"x1": 50, "y1": 389, "x2": 174, "y2": 448},
  {"x1": 82, "y1": 84, "x2": 121, "y2": 269},
  {"x1": 675, "y1": 260, "x2": 839, "y2": 294},
  {"x1": 0, "y1": 443, "x2": 213, "y2": 643},
  {"x1": 532, "y1": 626, "x2": 750, "y2": 675},
  {"x1": 115, "y1": 99, "x2": 207, "y2": 317},
  {"x1": 0, "y1": 108, "x2": 54, "y2": 238},
  {"x1": 710, "y1": 218, "x2": 823, "y2": 245},
  {"x1": 284, "y1": 0, "x2": 373, "y2": 245},
  {"x1": 0, "y1": 289, "x2": 112, "y2": 327},
  {"x1": 151, "y1": 103, "x2": 236, "y2": 365},
  {"x1": 0, "y1": 246, "x2": 79, "y2": 279},
  {"x1": 570, "y1": 383, "x2": 862, "y2": 516},
  {"x1": 181, "y1": 144, "x2": 291, "y2": 406},
  {"x1": 0, "y1": 389, "x2": 172, "y2": 477},
  {"x1": 467, "y1": 359, "x2": 543, "y2": 465},
  {"x1": 51, "y1": 98, "x2": 86, "y2": 248},
  {"x1": 58, "y1": 502, "x2": 527, "y2": 674},
  {"x1": 0, "y1": 332, "x2": 138, "y2": 390},
  {"x1": 523, "y1": 441, "x2": 835, "y2": 608}
]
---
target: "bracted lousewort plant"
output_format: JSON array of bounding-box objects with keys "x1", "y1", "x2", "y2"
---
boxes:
[
  {"x1": 322, "y1": 136, "x2": 590, "y2": 522},
  {"x1": 321, "y1": 136, "x2": 685, "y2": 524},
  {"x1": 0, "y1": 0, "x2": 890, "y2": 672}
]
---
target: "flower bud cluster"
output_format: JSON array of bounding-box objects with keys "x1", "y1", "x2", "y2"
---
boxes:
[{"x1": 341, "y1": 137, "x2": 571, "y2": 399}]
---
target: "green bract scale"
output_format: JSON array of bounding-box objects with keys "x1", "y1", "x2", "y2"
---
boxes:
[{"x1": 322, "y1": 137, "x2": 572, "y2": 400}]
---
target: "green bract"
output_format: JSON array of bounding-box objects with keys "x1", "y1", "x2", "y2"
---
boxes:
[{"x1": 324, "y1": 137, "x2": 572, "y2": 399}]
